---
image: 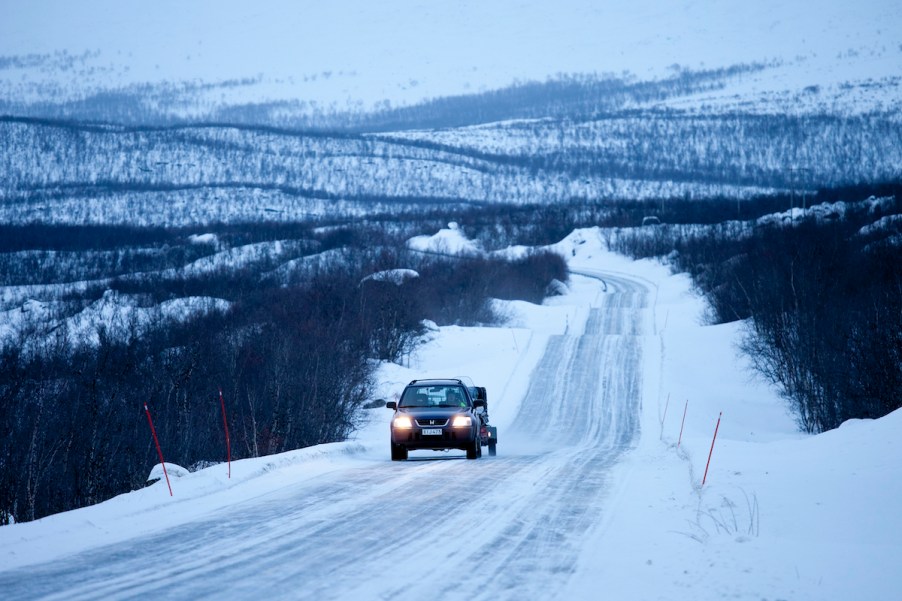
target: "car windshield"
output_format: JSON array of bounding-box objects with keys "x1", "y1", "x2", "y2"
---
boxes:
[{"x1": 399, "y1": 385, "x2": 469, "y2": 408}]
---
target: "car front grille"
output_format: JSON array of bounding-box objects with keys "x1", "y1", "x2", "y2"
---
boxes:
[{"x1": 415, "y1": 418, "x2": 449, "y2": 428}]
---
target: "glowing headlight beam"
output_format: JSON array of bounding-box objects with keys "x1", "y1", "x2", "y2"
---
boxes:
[
  {"x1": 451, "y1": 416, "x2": 472, "y2": 428},
  {"x1": 393, "y1": 416, "x2": 413, "y2": 429}
]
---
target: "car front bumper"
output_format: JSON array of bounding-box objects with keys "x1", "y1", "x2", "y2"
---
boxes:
[{"x1": 391, "y1": 425, "x2": 477, "y2": 450}]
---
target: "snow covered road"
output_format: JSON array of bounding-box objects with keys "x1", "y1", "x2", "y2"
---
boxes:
[
  {"x1": 1, "y1": 271, "x2": 649, "y2": 600},
  {"x1": 5, "y1": 230, "x2": 901, "y2": 601}
]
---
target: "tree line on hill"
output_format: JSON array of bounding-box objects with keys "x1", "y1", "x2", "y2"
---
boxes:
[
  {"x1": 610, "y1": 186, "x2": 902, "y2": 433},
  {"x1": 2, "y1": 107, "x2": 899, "y2": 231}
]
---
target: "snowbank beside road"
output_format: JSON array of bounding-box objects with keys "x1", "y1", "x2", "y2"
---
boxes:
[{"x1": 562, "y1": 228, "x2": 902, "y2": 601}]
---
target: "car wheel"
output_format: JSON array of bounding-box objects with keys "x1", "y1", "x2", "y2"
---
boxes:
[
  {"x1": 488, "y1": 442, "x2": 497, "y2": 457},
  {"x1": 391, "y1": 444, "x2": 408, "y2": 461},
  {"x1": 466, "y1": 439, "x2": 479, "y2": 460}
]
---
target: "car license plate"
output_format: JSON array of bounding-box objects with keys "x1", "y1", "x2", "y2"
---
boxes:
[{"x1": 422, "y1": 428, "x2": 442, "y2": 436}]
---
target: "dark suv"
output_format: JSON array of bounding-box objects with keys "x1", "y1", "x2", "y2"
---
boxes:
[{"x1": 386, "y1": 378, "x2": 496, "y2": 461}]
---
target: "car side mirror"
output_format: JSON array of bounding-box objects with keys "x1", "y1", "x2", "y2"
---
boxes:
[
  {"x1": 386, "y1": 401, "x2": 397, "y2": 410},
  {"x1": 474, "y1": 399, "x2": 486, "y2": 409}
]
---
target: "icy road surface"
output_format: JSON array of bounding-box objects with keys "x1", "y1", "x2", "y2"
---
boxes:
[{"x1": 2, "y1": 272, "x2": 647, "y2": 600}]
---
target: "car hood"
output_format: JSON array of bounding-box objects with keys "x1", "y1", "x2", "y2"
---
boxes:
[{"x1": 396, "y1": 407, "x2": 469, "y2": 420}]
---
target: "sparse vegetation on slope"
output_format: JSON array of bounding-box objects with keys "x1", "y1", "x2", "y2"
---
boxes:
[
  {"x1": 0, "y1": 219, "x2": 567, "y2": 524},
  {"x1": 610, "y1": 189, "x2": 902, "y2": 433}
]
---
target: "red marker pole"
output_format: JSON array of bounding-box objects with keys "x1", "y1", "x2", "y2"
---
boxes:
[
  {"x1": 702, "y1": 412, "x2": 722, "y2": 487},
  {"x1": 677, "y1": 400, "x2": 688, "y2": 449},
  {"x1": 144, "y1": 403, "x2": 173, "y2": 496},
  {"x1": 218, "y1": 388, "x2": 231, "y2": 478}
]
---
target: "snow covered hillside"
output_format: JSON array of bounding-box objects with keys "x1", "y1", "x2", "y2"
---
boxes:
[
  {"x1": 1, "y1": 231, "x2": 899, "y2": 600},
  {"x1": 3, "y1": 2, "x2": 899, "y2": 223}
]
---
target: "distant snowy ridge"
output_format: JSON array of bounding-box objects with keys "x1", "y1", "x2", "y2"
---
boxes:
[{"x1": 1, "y1": 1, "x2": 900, "y2": 120}]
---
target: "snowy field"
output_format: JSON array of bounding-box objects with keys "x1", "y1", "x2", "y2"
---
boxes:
[
  {"x1": 2, "y1": 0, "x2": 900, "y2": 115},
  {"x1": 1, "y1": 229, "x2": 899, "y2": 600}
]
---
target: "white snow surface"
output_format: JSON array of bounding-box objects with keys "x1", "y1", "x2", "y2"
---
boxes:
[
  {"x1": 2, "y1": 0, "x2": 900, "y2": 114},
  {"x1": 407, "y1": 222, "x2": 482, "y2": 256},
  {"x1": 147, "y1": 462, "x2": 190, "y2": 482},
  {"x1": 0, "y1": 289, "x2": 230, "y2": 353},
  {"x1": 1, "y1": 229, "x2": 900, "y2": 600},
  {"x1": 62, "y1": 291, "x2": 231, "y2": 350},
  {"x1": 361, "y1": 268, "x2": 420, "y2": 286}
]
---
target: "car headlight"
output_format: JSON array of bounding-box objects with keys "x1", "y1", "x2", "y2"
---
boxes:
[
  {"x1": 451, "y1": 415, "x2": 472, "y2": 428},
  {"x1": 393, "y1": 416, "x2": 413, "y2": 429}
]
